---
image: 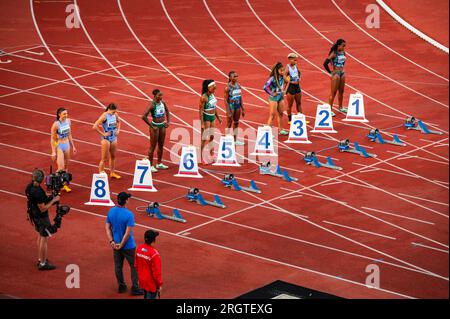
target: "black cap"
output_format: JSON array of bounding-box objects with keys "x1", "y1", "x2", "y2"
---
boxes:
[
  {"x1": 144, "y1": 229, "x2": 159, "y2": 244},
  {"x1": 117, "y1": 192, "x2": 132, "y2": 204}
]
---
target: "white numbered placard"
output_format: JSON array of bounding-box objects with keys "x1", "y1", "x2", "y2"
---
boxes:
[
  {"x1": 213, "y1": 135, "x2": 240, "y2": 166},
  {"x1": 174, "y1": 145, "x2": 203, "y2": 178},
  {"x1": 129, "y1": 159, "x2": 157, "y2": 192},
  {"x1": 285, "y1": 113, "x2": 312, "y2": 144},
  {"x1": 343, "y1": 92, "x2": 368, "y2": 122},
  {"x1": 250, "y1": 125, "x2": 277, "y2": 157},
  {"x1": 311, "y1": 104, "x2": 337, "y2": 133},
  {"x1": 85, "y1": 172, "x2": 114, "y2": 206}
]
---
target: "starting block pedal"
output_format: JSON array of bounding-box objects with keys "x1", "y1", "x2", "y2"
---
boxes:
[
  {"x1": 146, "y1": 202, "x2": 186, "y2": 223},
  {"x1": 222, "y1": 174, "x2": 262, "y2": 194},
  {"x1": 303, "y1": 152, "x2": 343, "y2": 170},
  {"x1": 367, "y1": 128, "x2": 406, "y2": 146},
  {"x1": 338, "y1": 139, "x2": 377, "y2": 158},
  {"x1": 259, "y1": 162, "x2": 298, "y2": 182},
  {"x1": 186, "y1": 188, "x2": 226, "y2": 209},
  {"x1": 404, "y1": 117, "x2": 443, "y2": 135}
]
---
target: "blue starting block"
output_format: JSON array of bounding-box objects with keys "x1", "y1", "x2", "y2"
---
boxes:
[
  {"x1": 259, "y1": 162, "x2": 298, "y2": 182},
  {"x1": 303, "y1": 152, "x2": 343, "y2": 170},
  {"x1": 186, "y1": 188, "x2": 226, "y2": 208},
  {"x1": 404, "y1": 117, "x2": 443, "y2": 135},
  {"x1": 367, "y1": 128, "x2": 406, "y2": 146},
  {"x1": 222, "y1": 174, "x2": 262, "y2": 194},
  {"x1": 338, "y1": 139, "x2": 377, "y2": 158},
  {"x1": 146, "y1": 202, "x2": 186, "y2": 223}
]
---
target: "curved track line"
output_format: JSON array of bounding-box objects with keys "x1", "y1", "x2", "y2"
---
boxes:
[
  {"x1": 245, "y1": 0, "x2": 448, "y2": 135},
  {"x1": 288, "y1": 0, "x2": 448, "y2": 108},
  {"x1": 155, "y1": 0, "x2": 449, "y2": 278},
  {"x1": 330, "y1": 0, "x2": 448, "y2": 82},
  {"x1": 376, "y1": 0, "x2": 449, "y2": 54}
]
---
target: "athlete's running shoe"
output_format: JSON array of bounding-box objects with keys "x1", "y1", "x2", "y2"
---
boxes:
[
  {"x1": 339, "y1": 107, "x2": 348, "y2": 113},
  {"x1": 235, "y1": 140, "x2": 245, "y2": 146},
  {"x1": 331, "y1": 111, "x2": 336, "y2": 117},
  {"x1": 63, "y1": 185, "x2": 72, "y2": 193},
  {"x1": 279, "y1": 129, "x2": 289, "y2": 135},
  {"x1": 156, "y1": 163, "x2": 168, "y2": 170},
  {"x1": 150, "y1": 166, "x2": 158, "y2": 173},
  {"x1": 110, "y1": 172, "x2": 121, "y2": 179}
]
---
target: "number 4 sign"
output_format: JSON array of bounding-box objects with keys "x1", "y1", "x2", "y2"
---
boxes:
[
  {"x1": 129, "y1": 159, "x2": 157, "y2": 192},
  {"x1": 213, "y1": 135, "x2": 240, "y2": 166},
  {"x1": 251, "y1": 126, "x2": 277, "y2": 157},
  {"x1": 174, "y1": 145, "x2": 203, "y2": 178},
  {"x1": 85, "y1": 172, "x2": 114, "y2": 206},
  {"x1": 344, "y1": 92, "x2": 368, "y2": 122}
]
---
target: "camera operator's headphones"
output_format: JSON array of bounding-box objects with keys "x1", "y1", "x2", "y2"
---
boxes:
[{"x1": 32, "y1": 169, "x2": 45, "y2": 183}]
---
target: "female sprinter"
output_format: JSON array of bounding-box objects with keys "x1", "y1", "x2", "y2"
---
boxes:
[
  {"x1": 323, "y1": 39, "x2": 348, "y2": 116},
  {"x1": 92, "y1": 103, "x2": 121, "y2": 179},
  {"x1": 264, "y1": 62, "x2": 288, "y2": 135},
  {"x1": 50, "y1": 107, "x2": 77, "y2": 192},
  {"x1": 142, "y1": 89, "x2": 170, "y2": 173},
  {"x1": 200, "y1": 79, "x2": 222, "y2": 162},
  {"x1": 284, "y1": 53, "x2": 307, "y2": 124},
  {"x1": 224, "y1": 71, "x2": 245, "y2": 146}
]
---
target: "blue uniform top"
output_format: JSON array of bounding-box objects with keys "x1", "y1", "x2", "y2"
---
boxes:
[
  {"x1": 333, "y1": 51, "x2": 346, "y2": 68},
  {"x1": 228, "y1": 83, "x2": 242, "y2": 108},
  {"x1": 102, "y1": 113, "x2": 117, "y2": 140},
  {"x1": 106, "y1": 206, "x2": 136, "y2": 250},
  {"x1": 56, "y1": 119, "x2": 71, "y2": 139}
]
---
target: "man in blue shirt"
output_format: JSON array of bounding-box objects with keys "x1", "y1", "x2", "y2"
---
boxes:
[{"x1": 106, "y1": 192, "x2": 143, "y2": 295}]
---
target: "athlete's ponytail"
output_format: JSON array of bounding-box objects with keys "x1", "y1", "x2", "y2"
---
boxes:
[
  {"x1": 56, "y1": 107, "x2": 66, "y2": 121},
  {"x1": 269, "y1": 62, "x2": 283, "y2": 88},
  {"x1": 329, "y1": 39, "x2": 346, "y2": 55},
  {"x1": 201, "y1": 79, "x2": 215, "y2": 95},
  {"x1": 105, "y1": 103, "x2": 118, "y2": 112}
]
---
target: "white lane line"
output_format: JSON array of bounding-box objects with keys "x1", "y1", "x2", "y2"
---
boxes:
[
  {"x1": 288, "y1": 0, "x2": 449, "y2": 108},
  {"x1": 352, "y1": 162, "x2": 420, "y2": 179},
  {"x1": 361, "y1": 207, "x2": 435, "y2": 226},
  {"x1": 280, "y1": 187, "x2": 347, "y2": 205},
  {"x1": 322, "y1": 221, "x2": 397, "y2": 240},
  {"x1": 331, "y1": 0, "x2": 449, "y2": 82},
  {"x1": 412, "y1": 242, "x2": 449, "y2": 254},
  {"x1": 399, "y1": 193, "x2": 449, "y2": 207},
  {"x1": 385, "y1": 150, "x2": 449, "y2": 166},
  {"x1": 376, "y1": 0, "x2": 449, "y2": 54},
  {"x1": 0, "y1": 187, "x2": 416, "y2": 299},
  {"x1": 58, "y1": 48, "x2": 104, "y2": 59}
]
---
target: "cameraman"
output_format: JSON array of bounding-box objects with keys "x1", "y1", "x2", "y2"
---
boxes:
[{"x1": 25, "y1": 169, "x2": 60, "y2": 270}]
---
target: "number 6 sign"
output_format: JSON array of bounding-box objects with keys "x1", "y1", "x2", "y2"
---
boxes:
[
  {"x1": 85, "y1": 172, "x2": 114, "y2": 206},
  {"x1": 129, "y1": 159, "x2": 157, "y2": 192},
  {"x1": 174, "y1": 145, "x2": 203, "y2": 178}
]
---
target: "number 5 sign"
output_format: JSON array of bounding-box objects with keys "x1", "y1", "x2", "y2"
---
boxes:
[
  {"x1": 213, "y1": 135, "x2": 240, "y2": 166},
  {"x1": 85, "y1": 172, "x2": 114, "y2": 206},
  {"x1": 129, "y1": 159, "x2": 157, "y2": 192},
  {"x1": 174, "y1": 145, "x2": 203, "y2": 178},
  {"x1": 343, "y1": 92, "x2": 368, "y2": 122}
]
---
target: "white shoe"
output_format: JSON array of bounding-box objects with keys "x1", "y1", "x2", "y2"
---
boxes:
[
  {"x1": 151, "y1": 166, "x2": 158, "y2": 173},
  {"x1": 156, "y1": 163, "x2": 168, "y2": 170},
  {"x1": 331, "y1": 111, "x2": 336, "y2": 117},
  {"x1": 235, "y1": 140, "x2": 245, "y2": 146}
]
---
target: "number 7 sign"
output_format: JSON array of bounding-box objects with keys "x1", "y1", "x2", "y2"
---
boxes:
[{"x1": 129, "y1": 159, "x2": 157, "y2": 192}]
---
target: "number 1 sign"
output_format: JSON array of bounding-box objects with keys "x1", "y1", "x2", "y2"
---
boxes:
[
  {"x1": 129, "y1": 159, "x2": 157, "y2": 192},
  {"x1": 343, "y1": 93, "x2": 368, "y2": 122}
]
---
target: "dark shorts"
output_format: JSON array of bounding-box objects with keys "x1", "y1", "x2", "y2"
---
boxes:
[
  {"x1": 34, "y1": 215, "x2": 51, "y2": 237},
  {"x1": 286, "y1": 83, "x2": 301, "y2": 95}
]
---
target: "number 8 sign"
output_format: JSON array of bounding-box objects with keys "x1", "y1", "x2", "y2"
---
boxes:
[
  {"x1": 129, "y1": 159, "x2": 157, "y2": 192},
  {"x1": 174, "y1": 145, "x2": 203, "y2": 178},
  {"x1": 85, "y1": 172, "x2": 114, "y2": 206}
]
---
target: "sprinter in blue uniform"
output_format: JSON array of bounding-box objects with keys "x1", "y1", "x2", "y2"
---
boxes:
[
  {"x1": 93, "y1": 103, "x2": 122, "y2": 179},
  {"x1": 224, "y1": 71, "x2": 245, "y2": 146}
]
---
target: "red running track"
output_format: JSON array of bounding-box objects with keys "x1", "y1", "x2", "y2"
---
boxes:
[{"x1": 0, "y1": 0, "x2": 448, "y2": 299}]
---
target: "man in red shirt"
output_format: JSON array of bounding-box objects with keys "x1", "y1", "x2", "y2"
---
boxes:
[{"x1": 135, "y1": 229, "x2": 163, "y2": 299}]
